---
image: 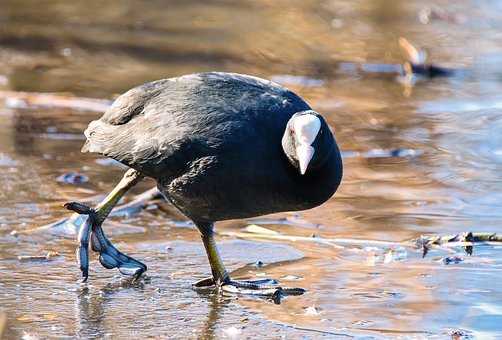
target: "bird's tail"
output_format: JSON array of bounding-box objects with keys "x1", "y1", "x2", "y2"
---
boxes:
[{"x1": 81, "y1": 119, "x2": 115, "y2": 154}]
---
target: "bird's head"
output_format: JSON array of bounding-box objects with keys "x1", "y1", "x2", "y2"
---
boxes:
[{"x1": 282, "y1": 110, "x2": 335, "y2": 175}]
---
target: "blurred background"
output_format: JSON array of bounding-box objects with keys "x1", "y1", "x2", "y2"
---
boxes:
[
  {"x1": 1, "y1": 1, "x2": 502, "y2": 339},
  {"x1": 2, "y1": 0, "x2": 498, "y2": 97}
]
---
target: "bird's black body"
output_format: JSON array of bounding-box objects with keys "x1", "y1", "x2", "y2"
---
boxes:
[{"x1": 83, "y1": 72, "x2": 342, "y2": 223}]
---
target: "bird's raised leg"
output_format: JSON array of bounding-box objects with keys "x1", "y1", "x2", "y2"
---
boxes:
[
  {"x1": 193, "y1": 222, "x2": 305, "y2": 302},
  {"x1": 91, "y1": 169, "x2": 145, "y2": 225},
  {"x1": 65, "y1": 169, "x2": 147, "y2": 282}
]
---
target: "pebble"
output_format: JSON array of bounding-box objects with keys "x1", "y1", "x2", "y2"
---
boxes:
[
  {"x1": 56, "y1": 172, "x2": 89, "y2": 184},
  {"x1": 222, "y1": 326, "x2": 242, "y2": 338},
  {"x1": 442, "y1": 256, "x2": 464, "y2": 265},
  {"x1": 304, "y1": 306, "x2": 321, "y2": 316},
  {"x1": 254, "y1": 260, "x2": 264, "y2": 268}
]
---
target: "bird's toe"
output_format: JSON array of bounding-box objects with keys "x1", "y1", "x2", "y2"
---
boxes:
[{"x1": 222, "y1": 278, "x2": 306, "y2": 303}]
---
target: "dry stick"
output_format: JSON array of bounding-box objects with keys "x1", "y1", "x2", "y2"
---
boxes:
[
  {"x1": 415, "y1": 232, "x2": 502, "y2": 256},
  {"x1": 16, "y1": 187, "x2": 161, "y2": 235},
  {"x1": 282, "y1": 323, "x2": 353, "y2": 338},
  {"x1": 419, "y1": 232, "x2": 502, "y2": 243},
  {"x1": 220, "y1": 225, "x2": 502, "y2": 255},
  {"x1": 17, "y1": 251, "x2": 60, "y2": 262},
  {"x1": 0, "y1": 91, "x2": 111, "y2": 112},
  {"x1": 0, "y1": 312, "x2": 6, "y2": 339}
]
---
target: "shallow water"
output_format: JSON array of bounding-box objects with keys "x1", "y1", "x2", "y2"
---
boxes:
[{"x1": 1, "y1": 1, "x2": 502, "y2": 339}]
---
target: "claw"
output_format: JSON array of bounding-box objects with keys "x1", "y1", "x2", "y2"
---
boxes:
[
  {"x1": 73, "y1": 206, "x2": 93, "y2": 282},
  {"x1": 222, "y1": 279, "x2": 305, "y2": 304},
  {"x1": 96, "y1": 240, "x2": 147, "y2": 279},
  {"x1": 225, "y1": 279, "x2": 305, "y2": 297},
  {"x1": 221, "y1": 284, "x2": 281, "y2": 297},
  {"x1": 76, "y1": 247, "x2": 89, "y2": 282},
  {"x1": 194, "y1": 276, "x2": 305, "y2": 303},
  {"x1": 92, "y1": 222, "x2": 147, "y2": 279},
  {"x1": 65, "y1": 200, "x2": 147, "y2": 281},
  {"x1": 64, "y1": 201, "x2": 94, "y2": 215},
  {"x1": 66, "y1": 201, "x2": 96, "y2": 280},
  {"x1": 192, "y1": 277, "x2": 216, "y2": 288},
  {"x1": 227, "y1": 278, "x2": 278, "y2": 289},
  {"x1": 90, "y1": 230, "x2": 104, "y2": 252},
  {"x1": 99, "y1": 253, "x2": 119, "y2": 269}
]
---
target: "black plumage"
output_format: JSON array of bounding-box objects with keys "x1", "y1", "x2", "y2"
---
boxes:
[{"x1": 83, "y1": 72, "x2": 342, "y2": 223}]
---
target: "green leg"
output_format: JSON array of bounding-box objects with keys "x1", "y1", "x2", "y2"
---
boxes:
[
  {"x1": 193, "y1": 223, "x2": 306, "y2": 302},
  {"x1": 93, "y1": 169, "x2": 144, "y2": 223},
  {"x1": 200, "y1": 226, "x2": 230, "y2": 285}
]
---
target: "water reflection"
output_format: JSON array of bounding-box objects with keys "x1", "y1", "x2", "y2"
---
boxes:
[
  {"x1": 195, "y1": 292, "x2": 226, "y2": 340},
  {"x1": 75, "y1": 286, "x2": 106, "y2": 339}
]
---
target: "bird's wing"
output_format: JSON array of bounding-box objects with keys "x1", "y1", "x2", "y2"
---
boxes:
[{"x1": 81, "y1": 78, "x2": 187, "y2": 169}]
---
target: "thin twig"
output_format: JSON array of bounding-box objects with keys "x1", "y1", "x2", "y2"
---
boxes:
[
  {"x1": 220, "y1": 225, "x2": 502, "y2": 257},
  {"x1": 220, "y1": 225, "x2": 402, "y2": 249},
  {"x1": 13, "y1": 187, "x2": 161, "y2": 236},
  {"x1": 282, "y1": 323, "x2": 353, "y2": 338},
  {"x1": 0, "y1": 91, "x2": 111, "y2": 112}
]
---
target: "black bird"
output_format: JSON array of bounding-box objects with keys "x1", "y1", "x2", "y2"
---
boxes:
[{"x1": 67, "y1": 72, "x2": 343, "y2": 296}]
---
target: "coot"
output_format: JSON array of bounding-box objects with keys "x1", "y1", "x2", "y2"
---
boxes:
[{"x1": 67, "y1": 72, "x2": 343, "y2": 296}]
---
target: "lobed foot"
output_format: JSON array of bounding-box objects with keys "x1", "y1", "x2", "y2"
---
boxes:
[
  {"x1": 65, "y1": 202, "x2": 147, "y2": 282},
  {"x1": 193, "y1": 276, "x2": 305, "y2": 303}
]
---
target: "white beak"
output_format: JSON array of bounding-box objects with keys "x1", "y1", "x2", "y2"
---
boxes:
[
  {"x1": 292, "y1": 114, "x2": 321, "y2": 175},
  {"x1": 296, "y1": 144, "x2": 315, "y2": 175}
]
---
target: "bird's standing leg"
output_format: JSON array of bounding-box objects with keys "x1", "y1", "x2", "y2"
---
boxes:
[
  {"x1": 65, "y1": 169, "x2": 147, "y2": 282},
  {"x1": 198, "y1": 223, "x2": 230, "y2": 285},
  {"x1": 193, "y1": 222, "x2": 306, "y2": 302}
]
